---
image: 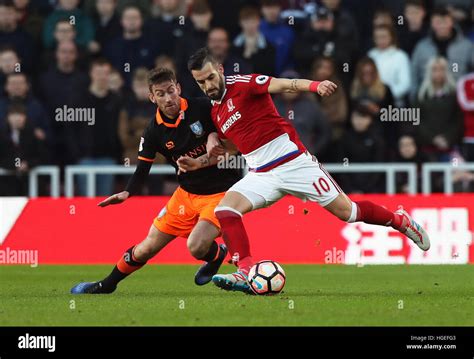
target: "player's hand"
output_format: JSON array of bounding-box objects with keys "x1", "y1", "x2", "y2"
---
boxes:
[
  {"x1": 177, "y1": 155, "x2": 202, "y2": 174},
  {"x1": 98, "y1": 191, "x2": 129, "y2": 207},
  {"x1": 317, "y1": 80, "x2": 337, "y2": 97},
  {"x1": 206, "y1": 133, "x2": 225, "y2": 158}
]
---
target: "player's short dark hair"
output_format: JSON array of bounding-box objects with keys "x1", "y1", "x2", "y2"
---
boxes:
[
  {"x1": 187, "y1": 47, "x2": 218, "y2": 72},
  {"x1": 7, "y1": 101, "x2": 27, "y2": 116},
  {"x1": 147, "y1": 67, "x2": 177, "y2": 91}
]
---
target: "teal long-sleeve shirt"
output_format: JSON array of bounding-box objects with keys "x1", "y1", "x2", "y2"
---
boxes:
[{"x1": 43, "y1": 9, "x2": 95, "y2": 49}]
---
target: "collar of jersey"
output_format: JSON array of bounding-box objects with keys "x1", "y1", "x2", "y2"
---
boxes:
[
  {"x1": 155, "y1": 97, "x2": 188, "y2": 127},
  {"x1": 211, "y1": 88, "x2": 227, "y2": 105}
]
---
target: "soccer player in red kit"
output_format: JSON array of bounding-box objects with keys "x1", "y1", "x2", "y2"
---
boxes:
[{"x1": 180, "y1": 47, "x2": 430, "y2": 293}]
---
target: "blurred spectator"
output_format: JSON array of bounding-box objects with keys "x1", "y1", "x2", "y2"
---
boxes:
[
  {"x1": 233, "y1": 6, "x2": 276, "y2": 76},
  {"x1": 310, "y1": 56, "x2": 348, "y2": 142},
  {"x1": 372, "y1": 8, "x2": 394, "y2": 28},
  {"x1": 393, "y1": 134, "x2": 427, "y2": 193},
  {"x1": 337, "y1": 104, "x2": 386, "y2": 193},
  {"x1": 118, "y1": 67, "x2": 155, "y2": 165},
  {"x1": 280, "y1": 0, "x2": 316, "y2": 30},
  {"x1": 175, "y1": 0, "x2": 212, "y2": 74},
  {"x1": 0, "y1": 0, "x2": 34, "y2": 72},
  {"x1": 320, "y1": 0, "x2": 359, "y2": 63},
  {"x1": 350, "y1": 57, "x2": 394, "y2": 118},
  {"x1": 146, "y1": 0, "x2": 188, "y2": 57},
  {"x1": 0, "y1": 102, "x2": 46, "y2": 195},
  {"x1": 434, "y1": 0, "x2": 472, "y2": 31},
  {"x1": 76, "y1": 59, "x2": 122, "y2": 196},
  {"x1": 41, "y1": 19, "x2": 90, "y2": 70},
  {"x1": 273, "y1": 69, "x2": 331, "y2": 156},
  {"x1": 260, "y1": 0, "x2": 295, "y2": 75},
  {"x1": 108, "y1": 67, "x2": 125, "y2": 98},
  {"x1": 84, "y1": 0, "x2": 151, "y2": 20},
  {"x1": 38, "y1": 40, "x2": 89, "y2": 165},
  {"x1": 294, "y1": 5, "x2": 354, "y2": 82},
  {"x1": 397, "y1": 0, "x2": 429, "y2": 56},
  {"x1": 207, "y1": 27, "x2": 251, "y2": 75},
  {"x1": 92, "y1": 0, "x2": 122, "y2": 53},
  {"x1": 104, "y1": 6, "x2": 161, "y2": 86},
  {"x1": 13, "y1": 0, "x2": 44, "y2": 44},
  {"x1": 150, "y1": 0, "x2": 188, "y2": 18},
  {"x1": 350, "y1": 57, "x2": 396, "y2": 148},
  {"x1": 42, "y1": 0, "x2": 95, "y2": 50},
  {"x1": 415, "y1": 57, "x2": 463, "y2": 161},
  {"x1": 154, "y1": 54, "x2": 177, "y2": 74},
  {"x1": 411, "y1": 6, "x2": 474, "y2": 98},
  {"x1": 0, "y1": 46, "x2": 21, "y2": 93},
  {"x1": 0, "y1": 72, "x2": 51, "y2": 144},
  {"x1": 457, "y1": 72, "x2": 474, "y2": 161},
  {"x1": 208, "y1": 0, "x2": 243, "y2": 39},
  {"x1": 368, "y1": 25, "x2": 411, "y2": 107}
]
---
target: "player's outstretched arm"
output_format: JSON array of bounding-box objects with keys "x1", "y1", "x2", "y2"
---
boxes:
[
  {"x1": 98, "y1": 191, "x2": 130, "y2": 207},
  {"x1": 97, "y1": 159, "x2": 153, "y2": 207},
  {"x1": 267, "y1": 78, "x2": 337, "y2": 97}
]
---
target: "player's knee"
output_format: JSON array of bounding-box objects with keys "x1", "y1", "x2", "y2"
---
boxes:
[
  {"x1": 186, "y1": 237, "x2": 207, "y2": 259},
  {"x1": 333, "y1": 205, "x2": 353, "y2": 222},
  {"x1": 134, "y1": 240, "x2": 157, "y2": 261}
]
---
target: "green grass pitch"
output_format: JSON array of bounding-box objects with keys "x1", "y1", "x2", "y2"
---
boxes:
[{"x1": 0, "y1": 264, "x2": 472, "y2": 326}]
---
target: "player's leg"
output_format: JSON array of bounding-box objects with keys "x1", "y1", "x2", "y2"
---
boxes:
[
  {"x1": 70, "y1": 225, "x2": 175, "y2": 294},
  {"x1": 283, "y1": 153, "x2": 430, "y2": 251},
  {"x1": 213, "y1": 173, "x2": 283, "y2": 293},
  {"x1": 187, "y1": 220, "x2": 228, "y2": 285},
  {"x1": 323, "y1": 192, "x2": 430, "y2": 250}
]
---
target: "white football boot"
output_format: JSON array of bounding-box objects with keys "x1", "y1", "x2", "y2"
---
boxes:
[{"x1": 395, "y1": 209, "x2": 430, "y2": 251}]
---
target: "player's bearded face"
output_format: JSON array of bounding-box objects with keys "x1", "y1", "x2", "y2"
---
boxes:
[{"x1": 192, "y1": 63, "x2": 225, "y2": 100}]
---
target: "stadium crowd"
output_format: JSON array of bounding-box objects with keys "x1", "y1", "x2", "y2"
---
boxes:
[{"x1": 0, "y1": 0, "x2": 473, "y2": 196}]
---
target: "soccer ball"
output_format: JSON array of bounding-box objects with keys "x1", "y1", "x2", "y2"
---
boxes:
[{"x1": 248, "y1": 260, "x2": 286, "y2": 295}]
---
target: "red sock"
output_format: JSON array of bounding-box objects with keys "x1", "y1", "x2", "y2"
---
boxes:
[
  {"x1": 215, "y1": 209, "x2": 254, "y2": 274},
  {"x1": 355, "y1": 201, "x2": 406, "y2": 230}
]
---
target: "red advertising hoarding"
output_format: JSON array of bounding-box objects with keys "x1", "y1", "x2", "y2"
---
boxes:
[{"x1": 1, "y1": 195, "x2": 473, "y2": 265}]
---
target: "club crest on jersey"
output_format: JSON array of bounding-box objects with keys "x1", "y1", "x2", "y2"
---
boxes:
[
  {"x1": 227, "y1": 98, "x2": 235, "y2": 112},
  {"x1": 189, "y1": 121, "x2": 204, "y2": 137},
  {"x1": 256, "y1": 75, "x2": 269, "y2": 85}
]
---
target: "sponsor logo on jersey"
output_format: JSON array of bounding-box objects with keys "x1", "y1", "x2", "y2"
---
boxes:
[
  {"x1": 227, "y1": 98, "x2": 235, "y2": 112},
  {"x1": 189, "y1": 121, "x2": 204, "y2": 137},
  {"x1": 256, "y1": 75, "x2": 269, "y2": 85},
  {"x1": 221, "y1": 111, "x2": 242, "y2": 133},
  {"x1": 166, "y1": 141, "x2": 175, "y2": 149}
]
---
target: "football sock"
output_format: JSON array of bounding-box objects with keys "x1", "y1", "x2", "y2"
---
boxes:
[
  {"x1": 215, "y1": 208, "x2": 254, "y2": 274},
  {"x1": 353, "y1": 201, "x2": 408, "y2": 231},
  {"x1": 101, "y1": 246, "x2": 146, "y2": 289},
  {"x1": 198, "y1": 240, "x2": 219, "y2": 262}
]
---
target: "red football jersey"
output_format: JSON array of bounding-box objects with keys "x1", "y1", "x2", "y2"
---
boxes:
[{"x1": 211, "y1": 74, "x2": 306, "y2": 171}]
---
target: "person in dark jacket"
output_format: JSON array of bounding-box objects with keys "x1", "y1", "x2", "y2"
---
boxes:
[
  {"x1": 0, "y1": 102, "x2": 46, "y2": 195},
  {"x1": 232, "y1": 6, "x2": 276, "y2": 76},
  {"x1": 337, "y1": 104, "x2": 387, "y2": 194},
  {"x1": 75, "y1": 58, "x2": 122, "y2": 196},
  {"x1": 38, "y1": 40, "x2": 89, "y2": 165},
  {"x1": 103, "y1": 5, "x2": 161, "y2": 86}
]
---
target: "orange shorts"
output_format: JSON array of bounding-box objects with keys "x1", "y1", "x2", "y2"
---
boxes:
[{"x1": 153, "y1": 186, "x2": 225, "y2": 238}]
